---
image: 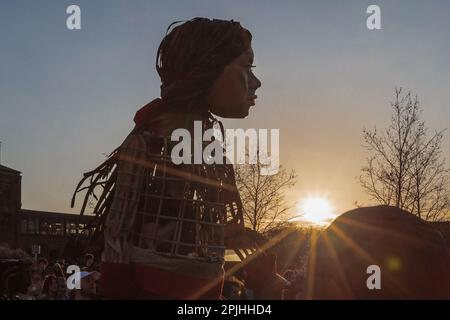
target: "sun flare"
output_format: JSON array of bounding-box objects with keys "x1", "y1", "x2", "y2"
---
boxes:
[{"x1": 293, "y1": 196, "x2": 337, "y2": 226}]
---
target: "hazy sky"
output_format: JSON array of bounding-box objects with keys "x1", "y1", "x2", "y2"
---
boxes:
[{"x1": 1, "y1": 0, "x2": 450, "y2": 218}]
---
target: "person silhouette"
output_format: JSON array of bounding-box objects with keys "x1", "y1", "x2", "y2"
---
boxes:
[{"x1": 72, "y1": 17, "x2": 261, "y2": 299}]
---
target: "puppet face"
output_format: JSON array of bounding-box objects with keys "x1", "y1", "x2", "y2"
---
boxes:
[{"x1": 207, "y1": 47, "x2": 261, "y2": 118}]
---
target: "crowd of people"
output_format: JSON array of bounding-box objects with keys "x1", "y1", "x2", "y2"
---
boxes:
[
  {"x1": 281, "y1": 265, "x2": 307, "y2": 300},
  {"x1": 221, "y1": 256, "x2": 308, "y2": 300},
  {"x1": 1, "y1": 243, "x2": 307, "y2": 300},
  {"x1": 0, "y1": 250, "x2": 101, "y2": 300}
]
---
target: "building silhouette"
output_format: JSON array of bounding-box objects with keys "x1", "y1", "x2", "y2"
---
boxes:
[{"x1": 0, "y1": 164, "x2": 94, "y2": 259}]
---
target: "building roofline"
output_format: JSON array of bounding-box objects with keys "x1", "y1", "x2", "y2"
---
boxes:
[
  {"x1": 0, "y1": 164, "x2": 21, "y2": 174},
  {"x1": 20, "y1": 209, "x2": 94, "y2": 221}
]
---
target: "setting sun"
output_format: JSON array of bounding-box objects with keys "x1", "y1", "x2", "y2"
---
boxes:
[{"x1": 291, "y1": 196, "x2": 337, "y2": 226}]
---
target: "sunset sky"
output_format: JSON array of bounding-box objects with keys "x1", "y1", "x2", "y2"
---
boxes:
[{"x1": 1, "y1": 0, "x2": 450, "y2": 221}]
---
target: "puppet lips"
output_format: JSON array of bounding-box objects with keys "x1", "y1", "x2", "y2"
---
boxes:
[{"x1": 248, "y1": 95, "x2": 257, "y2": 106}]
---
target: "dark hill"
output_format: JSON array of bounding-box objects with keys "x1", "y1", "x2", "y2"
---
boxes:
[{"x1": 309, "y1": 205, "x2": 450, "y2": 299}]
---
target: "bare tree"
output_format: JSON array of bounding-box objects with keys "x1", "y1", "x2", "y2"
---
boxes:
[
  {"x1": 360, "y1": 88, "x2": 450, "y2": 221},
  {"x1": 409, "y1": 125, "x2": 449, "y2": 220},
  {"x1": 234, "y1": 160, "x2": 297, "y2": 234}
]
